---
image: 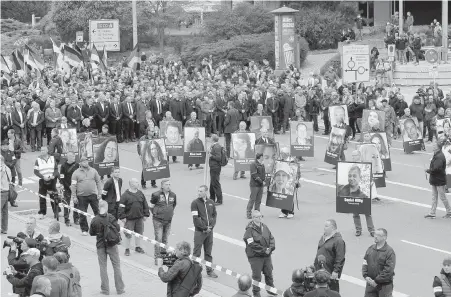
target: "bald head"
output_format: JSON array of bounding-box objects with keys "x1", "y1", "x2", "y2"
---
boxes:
[
  {"x1": 237, "y1": 274, "x2": 252, "y2": 292},
  {"x1": 129, "y1": 178, "x2": 139, "y2": 190}
]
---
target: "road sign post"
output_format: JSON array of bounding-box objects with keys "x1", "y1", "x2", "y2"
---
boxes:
[
  {"x1": 342, "y1": 44, "x2": 370, "y2": 84},
  {"x1": 89, "y1": 19, "x2": 120, "y2": 51},
  {"x1": 76, "y1": 31, "x2": 84, "y2": 43}
]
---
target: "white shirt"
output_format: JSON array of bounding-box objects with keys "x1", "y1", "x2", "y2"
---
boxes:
[
  {"x1": 33, "y1": 111, "x2": 39, "y2": 125},
  {"x1": 128, "y1": 103, "x2": 133, "y2": 114},
  {"x1": 113, "y1": 178, "x2": 121, "y2": 202}
]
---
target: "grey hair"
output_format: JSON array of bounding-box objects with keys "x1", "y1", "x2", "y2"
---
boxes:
[{"x1": 176, "y1": 241, "x2": 191, "y2": 257}]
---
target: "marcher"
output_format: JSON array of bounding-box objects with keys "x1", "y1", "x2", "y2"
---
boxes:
[
  {"x1": 432, "y1": 257, "x2": 451, "y2": 297},
  {"x1": 243, "y1": 210, "x2": 277, "y2": 297},
  {"x1": 150, "y1": 179, "x2": 177, "y2": 265},
  {"x1": 59, "y1": 151, "x2": 80, "y2": 226},
  {"x1": 48, "y1": 128, "x2": 63, "y2": 164},
  {"x1": 209, "y1": 134, "x2": 224, "y2": 205},
  {"x1": 278, "y1": 147, "x2": 301, "y2": 219},
  {"x1": 137, "y1": 126, "x2": 159, "y2": 188},
  {"x1": 34, "y1": 146, "x2": 59, "y2": 220},
  {"x1": 362, "y1": 228, "x2": 396, "y2": 297},
  {"x1": 30, "y1": 256, "x2": 69, "y2": 297},
  {"x1": 7, "y1": 129, "x2": 24, "y2": 186},
  {"x1": 224, "y1": 101, "x2": 240, "y2": 158},
  {"x1": 185, "y1": 111, "x2": 202, "y2": 170},
  {"x1": 248, "y1": 153, "x2": 265, "y2": 219},
  {"x1": 118, "y1": 178, "x2": 150, "y2": 256},
  {"x1": 102, "y1": 166, "x2": 122, "y2": 219},
  {"x1": 1, "y1": 155, "x2": 12, "y2": 233},
  {"x1": 191, "y1": 185, "x2": 218, "y2": 278}
]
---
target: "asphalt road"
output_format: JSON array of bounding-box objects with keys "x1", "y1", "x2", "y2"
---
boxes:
[{"x1": 6, "y1": 131, "x2": 451, "y2": 297}]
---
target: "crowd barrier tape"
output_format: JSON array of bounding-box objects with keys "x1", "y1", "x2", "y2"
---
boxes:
[{"x1": 10, "y1": 182, "x2": 283, "y2": 295}]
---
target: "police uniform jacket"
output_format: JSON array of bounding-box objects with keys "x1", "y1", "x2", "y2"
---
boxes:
[
  {"x1": 362, "y1": 242, "x2": 396, "y2": 285},
  {"x1": 150, "y1": 190, "x2": 177, "y2": 223},
  {"x1": 118, "y1": 189, "x2": 150, "y2": 220},
  {"x1": 190, "y1": 198, "x2": 217, "y2": 232},
  {"x1": 243, "y1": 221, "x2": 275, "y2": 258}
]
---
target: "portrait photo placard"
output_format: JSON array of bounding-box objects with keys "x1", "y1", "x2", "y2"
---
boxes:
[
  {"x1": 183, "y1": 127, "x2": 206, "y2": 164},
  {"x1": 357, "y1": 143, "x2": 386, "y2": 188},
  {"x1": 92, "y1": 135, "x2": 119, "y2": 175},
  {"x1": 361, "y1": 109, "x2": 386, "y2": 132},
  {"x1": 58, "y1": 128, "x2": 79, "y2": 157},
  {"x1": 400, "y1": 118, "x2": 423, "y2": 153},
  {"x1": 329, "y1": 105, "x2": 349, "y2": 128},
  {"x1": 255, "y1": 143, "x2": 279, "y2": 183},
  {"x1": 160, "y1": 121, "x2": 183, "y2": 156},
  {"x1": 77, "y1": 131, "x2": 98, "y2": 164},
  {"x1": 250, "y1": 116, "x2": 274, "y2": 138},
  {"x1": 324, "y1": 127, "x2": 346, "y2": 165},
  {"x1": 140, "y1": 138, "x2": 170, "y2": 181},
  {"x1": 336, "y1": 161, "x2": 372, "y2": 215},
  {"x1": 232, "y1": 132, "x2": 256, "y2": 171},
  {"x1": 363, "y1": 132, "x2": 392, "y2": 171},
  {"x1": 290, "y1": 121, "x2": 314, "y2": 157},
  {"x1": 266, "y1": 161, "x2": 298, "y2": 210}
]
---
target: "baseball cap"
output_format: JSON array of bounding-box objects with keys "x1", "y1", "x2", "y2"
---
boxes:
[{"x1": 21, "y1": 248, "x2": 40, "y2": 258}]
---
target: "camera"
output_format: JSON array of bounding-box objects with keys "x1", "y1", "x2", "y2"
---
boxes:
[
  {"x1": 161, "y1": 251, "x2": 178, "y2": 268},
  {"x1": 303, "y1": 266, "x2": 317, "y2": 292},
  {"x1": 3, "y1": 236, "x2": 24, "y2": 249}
]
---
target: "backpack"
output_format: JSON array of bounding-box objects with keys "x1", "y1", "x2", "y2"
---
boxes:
[
  {"x1": 45, "y1": 237, "x2": 70, "y2": 257},
  {"x1": 57, "y1": 269, "x2": 82, "y2": 297},
  {"x1": 174, "y1": 260, "x2": 203, "y2": 297},
  {"x1": 103, "y1": 214, "x2": 121, "y2": 247},
  {"x1": 219, "y1": 146, "x2": 228, "y2": 167}
]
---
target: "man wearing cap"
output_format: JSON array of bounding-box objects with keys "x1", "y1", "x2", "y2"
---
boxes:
[{"x1": 5, "y1": 248, "x2": 44, "y2": 297}]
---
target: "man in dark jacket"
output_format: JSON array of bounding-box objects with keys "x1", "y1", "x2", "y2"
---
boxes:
[
  {"x1": 362, "y1": 228, "x2": 396, "y2": 296},
  {"x1": 224, "y1": 101, "x2": 240, "y2": 158},
  {"x1": 283, "y1": 269, "x2": 309, "y2": 297},
  {"x1": 432, "y1": 257, "x2": 451, "y2": 297},
  {"x1": 6, "y1": 129, "x2": 23, "y2": 186},
  {"x1": 243, "y1": 210, "x2": 277, "y2": 297},
  {"x1": 158, "y1": 241, "x2": 203, "y2": 297},
  {"x1": 101, "y1": 167, "x2": 122, "y2": 219},
  {"x1": 266, "y1": 94, "x2": 279, "y2": 134},
  {"x1": 425, "y1": 139, "x2": 451, "y2": 219},
  {"x1": 313, "y1": 219, "x2": 346, "y2": 292},
  {"x1": 118, "y1": 178, "x2": 150, "y2": 256},
  {"x1": 150, "y1": 179, "x2": 177, "y2": 265},
  {"x1": 89, "y1": 200, "x2": 125, "y2": 295},
  {"x1": 247, "y1": 153, "x2": 266, "y2": 219},
  {"x1": 303, "y1": 270, "x2": 341, "y2": 297},
  {"x1": 59, "y1": 152, "x2": 79, "y2": 226},
  {"x1": 209, "y1": 135, "x2": 224, "y2": 205},
  {"x1": 48, "y1": 128, "x2": 63, "y2": 164}
]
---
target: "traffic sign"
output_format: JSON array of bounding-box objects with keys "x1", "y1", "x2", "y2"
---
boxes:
[
  {"x1": 425, "y1": 49, "x2": 439, "y2": 64},
  {"x1": 89, "y1": 19, "x2": 120, "y2": 52},
  {"x1": 76, "y1": 31, "x2": 84, "y2": 42},
  {"x1": 342, "y1": 44, "x2": 370, "y2": 83}
]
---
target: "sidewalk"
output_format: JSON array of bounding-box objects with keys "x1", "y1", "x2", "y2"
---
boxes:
[{"x1": 2, "y1": 212, "x2": 234, "y2": 297}]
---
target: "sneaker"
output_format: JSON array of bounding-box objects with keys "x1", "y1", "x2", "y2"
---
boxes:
[
  {"x1": 233, "y1": 174, "x2": 238, "y2": 180},
  {"x1": 151, "y1": 184, "x2": 157, "y2": 188},
  {"x1": 81, "y1": 231, "x2": 88, "y2": 236},
  {"x1": 207, "y1": 271, "x2": 218, "y2": 278},
  {"x1": 240, "y1": 175, "x2": 246, "y2": 179},
  {"x1": 287, "y1": 214, "x2": 294, "y2": 219},
  {"x1": 125, "y1": 249, "x2": 130, "y2": 256},
  {"x1": 443, "y1": 214, "x2": 451, "y2": 219},
  {"x1": 142, "y1": 184, "x2": 147, "y2": 189},
  {"x1": 135, "y1": 247, "x2": 145, "y2": 254},
  {"x1": 355, "y1": 230, "x2": 362, "y2": 237},
  {"x1": 1, "y1": 230, "x2": 7, "y2": 234},
  {"x1": 278, "y1": 212, "x2": 287, "y2": 218},
  {"x1": 267, "y1": 291, "x2": 278, "y2": 296},
  {"x1": 424, "y1": 214, "x2": 436, "y2": 219}
]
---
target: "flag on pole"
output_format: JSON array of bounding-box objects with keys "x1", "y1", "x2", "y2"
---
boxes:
[
  {"x1": 126, "y1": 44, "x2": 140, "y2": 71},
  {"x1": 1, "y1": 54, "x2": 11, "y2": 73},
  {"x1": 50, "y1": 37, "x2": 61, "y2": 55},
  {"x1": 57, "y1": 52, "x2": 70, "y2": 75},
  {"x1": 2, "y1": 72, "x2": 11, "y2": 86},
  {"x1": 24, "y1": 45, "x2": 44, "y2": 71},
  {"x1": 12, "y1": 49, "x2": 24, "y2": 70},
  {"x1": 90, "y1": 44, "x2": 106, "y2": 72},
  {"x1": 63, "y1": 45, "x2": 83, "y2": 67},
  {"x1": 102, "y1": 46, "x2": 108, "y2": 68}
]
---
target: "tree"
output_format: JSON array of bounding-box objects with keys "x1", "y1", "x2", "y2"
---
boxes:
[{"x1": 1, "y1": 1, "x2": 51, "y2": 23}]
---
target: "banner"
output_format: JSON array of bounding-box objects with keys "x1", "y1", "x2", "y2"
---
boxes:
[
  {"x1": 363, "y1": 132, "x2": 392, "y2": 171},
  {"x1": 250, "y1": 116, "x2": 273, "y2": 138},
  {"x1": 160, "y1": 121, "x2": 183, "y2": 156},
  {"x1": 255, "y1": 143, "x2": 279, "y2": 184},
  {"x1": 400, "y1": 118, "x2": 423, "y2": 153},
  {"x1": 183, "y1": 127, "x2": 206, "y2": 164},
  {"x1": 232, "y1": 132, "x2": 256, "y2": 171},
  {"x1": 328, "y1": 105, "x2": 349, "y2": 128},
  {"x1": 290, "y1": 121, "x2": 314, "y2": 157},
  {"x1": 357, "y1": 143, "x2": 386, "y2": 188},
  {"x1": 140, "y1": 138, "x2": 170, "y2": 181},
  {"x1": 336, "y1": 161, "x2": 372, "y2": 215},
  {"x1": 266, "y1": 161, "x2": 298, "y2": 210},
  {"x1": 324, "y1": 127, "x2": 346, "y2": 165},
  {"x1": 92, "y1": 135, "x2": 119, "y2": 176}
]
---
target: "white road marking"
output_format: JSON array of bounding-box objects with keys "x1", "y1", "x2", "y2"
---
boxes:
[
  {"x1": 121, "y1": 166, "x2": 140, "y2": 173},
  {"x1": 28, "y1": 176, "x2": 40, "y2": 181},
  {"x1": 21, "y1": 178, "x2": 36, "y2": 184},
  {"x1": 188, "y1": 228, "x2": 409, "y2": 297},
  {"x1": 16, "y1": 200, "x2": 38, "y2": 203},
  {"x1": 401, "y1": 240, "x2": 451, "y2": 255}
]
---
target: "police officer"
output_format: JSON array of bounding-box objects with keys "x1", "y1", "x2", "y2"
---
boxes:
[
  {"x1": 185, "y1": 111, "x2": 202, "y2": 170},
  {"x1": 243, "y1": 210, "x2": 277, "y2": 297},
  {"x1": 150, "y1": 179, "x2": 176, "y2": 265},
  {"x1": 278, "y1": 146, "x2": 301, "y2": 219},
  {"x1": 34, "y1": 146, "x2": 59, "y2": 220},
  {"x1": 59, "y1": 151, "x2": 80, "y2": 226},
  {"x1": 191, "y1": 185, "x2": 218, "y2": 278},
  {"x1": 138, "y1": 126, "x2": 159, "y2": 188}
]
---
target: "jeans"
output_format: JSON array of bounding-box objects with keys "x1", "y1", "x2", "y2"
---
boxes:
[
  {"x1": 323, "y1": 112, "x2": 330, "y2": 134},
  {"x1": 78, "y1": 194, "x2": 99, "y2": 232},
  {"x1": 349, "y1": 118, "x2": 360, "y2": 137},
  {"x1": 1, "y1": 192, "x2": 8, "y2": 232},
  {"x1": 248, "y1": 256, "x2": 274, "y2": 295},
  {"x1": 224, "y1": 133, "x2": 231, "y2": 158},
  {"x1": 209, "y1": 167, "x2": 223, "y2": 203},
  {"x1": 62, "y1": 188, "x2": 79, "y2": 223},
  {"x1": 311, "y1": 114, "x2": 318, "y2": 132},
  {"x1": 29, "y1": 128, "x2": 42, "y2": 150},
  {"x1": 269, "y1": 112, "x2": 279, "y2": 131},
  {"x1": 364, "y1": 282, "x2": 393, "y2": 297},
  {"x1": 353, "y1": 214, "x2": 375, "y2": 233},
  {"x1": 247, "y1": 186, "x2": 263, "y2": 216},
  {"x1": 13, "y1": 159, "x2": 22, "y2": 185},
  {"x1": 123, "y1": 218, "x2": 144, "y2": 249},
  {"x1": 423, "y1": 120, "x2": 434, "y2": 141},
  {"x1": 97, "y1": 245, "x2": 125, "y2": 294},
  {"x1": 193, "y1": 230, "x2": 213, "y2": 273},
  {"x1": 153, "y1": 219, "x2": 171, "y2": 258},
  {"x1": 216, "y1": 112, "x2": 224, "y2": 134},
  {"x1": 429, "y1": 185, "x2": 451, "y2": 215},
  {"x1": 38, "y1": 179, "x2": 57, "y2": 216}
]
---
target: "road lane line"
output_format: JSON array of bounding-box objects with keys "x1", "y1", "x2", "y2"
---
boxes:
[
  {"x1": 391, "y1": 162, "x2": 424, "y2": 169},
  {"x1": 122, "y1": 166, "x2": 141, "y2": 173},
  {"x1": 401, "y1": 240, "x2": 451, "y2": 255},
  {"x1": 187, "y1": 228, "x2": 409, "y2": 297}
]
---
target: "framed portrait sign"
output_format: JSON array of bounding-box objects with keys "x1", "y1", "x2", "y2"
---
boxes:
[
  {"x1": 92, "y1": 135, "x2": 119, "y2": 176},
  {"x1": 362, "y1": 132, "x2": 392, "y2": 171},
  {"x1": 232, "y1": 132, "x2": 256, "y2": 171},
  {"x1": 361, "y1": 109, "x2": 386, "y2": 133},
  {"x1": 77, "y1": 130, "x2": 98, "y2": 165},
  {"x1": 140, "y1": 138, "x2": 170, "y2": 181},
  {"x1": 328, "y1": 105, "x2": 349, "y2": 128},
  {"x1": 250, "y1": 116, "x2": 274, "y2": 138},
  {"x1": 324, "y1": 127, "x2": 346, "y2": 165},
  {"x1": 336, "y1": 161, "x2": 372, "y2": 215},
  {"x1": 58, "y1": 128, "x2": 78, "y2": 162},
  {"x1": 400, "y1": 118, "x2": 423, "y2": 153},
  {"x1": 255, "y1": 143, "x2": 279, "y2": 184},
  {"x1": 266, "y1": 161, "x2": 298, "y2": 210},
  {"x1": 160, "y1": 121, "x2": 183, "y2": 156},
  {"x1": 290, "y1": 121, "x2": 314, "y2": 157},
  {"x1": 357, "y1": 143, "x2": 386, "y2": 188},
  {"x1": 183, "y1": 127, "x2": 206, "y2": 164}
]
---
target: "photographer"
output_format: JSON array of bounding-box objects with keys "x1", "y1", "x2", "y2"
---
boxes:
[
  {"x1": 5, "y1": 248, "x2": 44, "y2": 297},
  {"x1": 303, "y1": 270, "x2": 341, "y2": 297},
  {"x1": 283, "y1": 269, "x2": 311, "y2": 297},
  {"x1": 158, "y1": 241, "x2": 203, "y2": 297}
]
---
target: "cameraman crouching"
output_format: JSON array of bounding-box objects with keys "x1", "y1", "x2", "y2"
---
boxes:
[
  {"x1": 303, "y1": 270, "x2": 341, "y2": 297},
  {"x1": 158, "y1": 241, "x2": 203, "y2": 297}
]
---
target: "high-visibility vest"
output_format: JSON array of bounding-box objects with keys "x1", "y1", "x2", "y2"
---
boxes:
[{"x1": 35, "y1": 156, "x2": 55, "y2": 177}]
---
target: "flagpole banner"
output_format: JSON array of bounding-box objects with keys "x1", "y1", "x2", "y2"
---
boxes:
[
  {"x1": 77, "y1": 131, "x2": 98, "y2": 164},
  {"x1": 92, "y1": 135, "x2": 119, "y2": 176},
  {"x1": 232, "y1": 132, "x2": 256, "y2": 171},
  {"x1": 357, "y1": 143, "x2": 386, "y2": 188},
  {"x1": 183, "y1": 127, "x2": 206, "y2": 164},
  {"x1": 363, "y1": 132, "x2": 392, "y2": 171},
  {"x1": 290, "y1": 121, "x2": 314, "y2": 157},
  {"x1": 336, "y1": 161, "x2": 372, "y2": 215},
  {"x1": 324, "y1": 127, "x2": 346, "y2": 165},
  {"x1": 400, "y1": 118, "x2": 423, "y2": 153},
  {"x1": 160, "y1": 121, "x2": 183, "y2": 156},
  {"x1": 140, "y1": 138, "x2": 170, "y2": 181},
  {"x1": 255, "y1": 143, "x2": 279, "y2": 184},
  {"x1": 58, "y1": 128, "x2": 79, "y2": 160},
  {"x1": 266, "y1": 161, "x2": 297, "y2": 210},
  {"x1": 329, "y1": 105, "x2": 349, "y2": 127},
  {"x1": 250, "y1": 116, "x2": 274, "y2": 138}
]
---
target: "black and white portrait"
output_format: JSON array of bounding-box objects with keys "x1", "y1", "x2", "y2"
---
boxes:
[
  {"x1": 93, "y1": 136, "x2": 119, "y2": 164},
  {"x1": 58, "y1": 128, "x2": 78, "y2": 155},
  {"x1": 160, "y1": 121, "x2": 183, "y2": 146},
  {"x1": 232, "y1": 133, "x2": 255, "y2": 159},
  {"x1": 336, "y1": 162, "x2": 372, "y2": 198},
  {"x1": 268, "y1": 161, "x2": 298, "y2": 196},
  {"x1": 290, "y1": 122, "x2": 313, "y2": 146},
  {"x1": 362, "y1": 109, "x2": 386, "y2": 132},
  {"x1": 329, "y1": 105, "x2": 349, "y2": 127},
  {"x1": 184, "y1": 127, "x2": 206, "y2": 152},
  {"x1": 140, "y1": 139, "x2": 168, "y2": 168}
]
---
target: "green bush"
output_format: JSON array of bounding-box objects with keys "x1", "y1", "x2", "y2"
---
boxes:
[
  {"x1": 1, "y1": 19, "x2": 29, "y2": 33},
  {"x1": 320, "y1": 53, "x2": 342, "y2": 78},
  {"x1": 181, "y1": 32, "x2": 309, "y2": 70}
]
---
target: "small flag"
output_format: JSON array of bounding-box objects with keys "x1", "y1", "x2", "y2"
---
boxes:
[
  {"x1": 91, "y1": 44, "x2": 100, "y2": 64},
  {"x1": 63, "y1": 45, "x2": 83, "y2": 67},
  {"x1": 1, "y1": 54, "x2": 11, "y2": 73},
  {"x1": 50, "y1": 37, "x2": 61, "y2": 55},
  {"x1": 12, "y1": 49, "x2": 24, "y2": 70},
  {"x1": 126, "y1": 44, "x2": 140, "y2": 71},
  {"x1": 102, "y1": 46, "x2": 108, "y2": 68},
  {"x1": 57, "y1": 53, "x2": 70, "y2": 74},
  {"x1": 25, "y1": 44, "x2": 44, "y2": 70}
]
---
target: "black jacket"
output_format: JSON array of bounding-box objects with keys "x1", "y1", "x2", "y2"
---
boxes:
[
  {"x1": 283, "y1": 282, "x2": 307, "y2": 297},
  {"x1": 150, "y1": 190, "x2": 177, "y2": 222},
  {"x1": 362, "y1": 242, "x2": 396, "y2": 285},
  {"x1": 428, "y1": 150, "x2": 446, "y2": 186},
  {"x1": 102, "y1": 177, "x2": 122, "y2": 204},
  {"x1": 59, "y1": 161, "x2": 79, "y2": 190},
  {"x1": 158, "y1": 257, "x2": 203, "y2": 297},
  {"x1": 48, "y1": 135, "x2": 63, "y2": 163},
  {"x1": 89, "y1": 213, "x2": 121, "y2": 249},
  {"x1": 313, "y1": 232, "x2": 346, "y2": 277},
  {"x1": 433, "y1": 269, "x2": 451, "y2": 297},
  {"x1": 250, "y1": 160, "x2": 265, "y2": 187},
  {"x1": 118, "y1": 189, "x2": 150, "y2": 220},
  {"x1": 209, "y1": 142, "x2": 222, "y2": 169},
  {"x1": 243, "y1": 221, "x2": 275, "y2": 258},
  {"x1": 190, "y1": 198, "x2": 216, "y2": 232},
  {"x1": 6, "y1": 262, "x2": 44, "y2": 297}
]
